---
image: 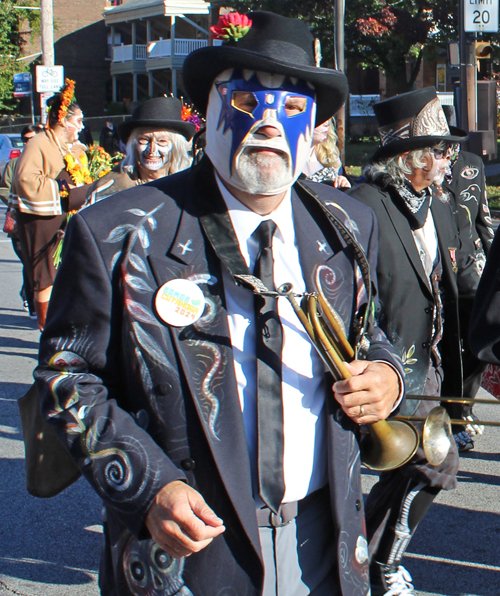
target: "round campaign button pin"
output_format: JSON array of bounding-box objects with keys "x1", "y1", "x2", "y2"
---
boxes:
[{"x1": 155, "y1": 279, "x2": 206, "y2": 327}]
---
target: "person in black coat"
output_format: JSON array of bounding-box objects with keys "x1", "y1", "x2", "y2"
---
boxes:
[
  {"x1": 348, "y1": 87, "x2": 467, "y2": 596},
  {"x1": 99, "y1": 118, "x2": 120, "y2": 155},
  {"x1": 436, "y1": 149, "x2": 495, "y2": 450},
  {"x1": 34, "y1": 12, "x2": 404, "y2": 596},
  {"x1": 78, "y1": 123, "x2": 93, "y2": 147}
]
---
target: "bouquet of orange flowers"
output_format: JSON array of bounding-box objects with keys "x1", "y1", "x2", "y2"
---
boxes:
[
  {"x1": 88, "y1": 143, "x2": 124, "y2": 179},
  {"x1": 54, "y1": 144, "x2": 124, "y2": 267}
]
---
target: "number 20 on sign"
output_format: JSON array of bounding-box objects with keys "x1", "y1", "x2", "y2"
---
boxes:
[{"x1": 465, "y1": 0, "x2": 499, "y2": 32}]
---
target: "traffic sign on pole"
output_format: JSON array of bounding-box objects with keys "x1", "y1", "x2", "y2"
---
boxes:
[
  {"x1": 39, "y1": 91, "x2": 53, "y2": 125},
  {"x1": 13, "y1": 72, "x2": 31, "y2": 98},
  {"x1": 464, "y1": 0, "x2": 499, "y2": 33},
  {"x1": 35, "y1": 65, "x2": 64, "y2": 93}
]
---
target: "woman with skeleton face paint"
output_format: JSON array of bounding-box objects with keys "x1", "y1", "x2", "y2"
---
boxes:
[
  {"x1": 12, "y1": 80, "x2": 93, "y2": 330},
  {"x1": 87, "y1": 98, "x2": 196, "y2": 203}
]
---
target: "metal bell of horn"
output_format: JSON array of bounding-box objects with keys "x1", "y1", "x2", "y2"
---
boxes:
[{"x1": 422, "y1": 406, "x2": 453, "y2": 466}]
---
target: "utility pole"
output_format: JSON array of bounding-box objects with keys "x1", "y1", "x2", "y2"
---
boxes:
[
  {"x1": 334, "y1": 0, "x2": 346, "y2": 164},
  {"x1": 458, "y1": 0, "x2": 477, "y2": 131},
  {"x1": 39, "y1": 0, "x2": 54, "y2": 123},
  {"x1": 40, "y1": 0, "x2": 54, "y2": 66}
]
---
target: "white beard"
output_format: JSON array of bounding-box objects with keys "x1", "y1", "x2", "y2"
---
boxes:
[{"x1": 236, "y1": 149, "x2": 291, "y2": 194}]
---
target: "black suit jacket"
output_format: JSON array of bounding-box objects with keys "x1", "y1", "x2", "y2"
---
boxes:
[
  {"x1": 36, "y1": 158, "x2": 403, "y2": 596},
  {"x1": 348, "y1": 181, "x2": 462, "y2": 408}
]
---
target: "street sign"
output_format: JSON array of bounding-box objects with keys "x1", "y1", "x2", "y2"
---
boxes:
[
  {"x1": 35, "y1": 65, "x2": 64, "y2": 93},
  {"x1": 39, "y1": 92, "x2": 53, "y2": 125},
  {"x1": 13, "y1": 72, "x2": 31, "y2": 98},
  {"x1": 464, "y1": 0, "x2": 499, "y2": 33},
  {"x1": 448, "y1": 41, "x2": 460, "y2": 66}
]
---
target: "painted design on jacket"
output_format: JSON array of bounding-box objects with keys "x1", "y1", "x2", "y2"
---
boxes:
[
  {"x1": 339, "y1": 527, "x2": 370, "y2": 596},
  {"x1": 402, "y1": 345, "x2": 418, "y2": 375},
  {"x1": 45, "y1": 347, "x2": 155, "y2": 502},
  {"x1": 314, "y1": 264, "x2": 349, "y2": 334},
  {"x1": 123, "y1": 536, "x2": 193, "y2": 595},
  {"x1": 186, "y1": 338, "x2": 223, "y2": 441},
  {"x1": 189, "y1": 273, "x2": 218, "y2": 331},
  {"x1": 460, "y1": 166, "x2": 479, "y2": 180},
  {"x1": 46, "y1": 350, "x2": 90, "y2": 435},
  {"x1": 104, "y1": 205, "x2": 164, "y2": 251},
  {"x1": 458, "y1": 183, "x2": 488, "y2": 242},
  {"x1": 325, "y1": 201, "x2": 361, "y2": 239},
  {"x1": 184, "y1": 273, "x2": 223, "y2": 441},
  {"x1": 383, "y1": 330, "x2": 426, "y2": 398}
]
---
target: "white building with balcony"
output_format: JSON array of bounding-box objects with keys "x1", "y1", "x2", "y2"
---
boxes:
[{"x1": 104, "y1": 0, "x2": 217, "y2": 104}]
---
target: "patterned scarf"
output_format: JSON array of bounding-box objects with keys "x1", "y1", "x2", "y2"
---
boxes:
[{"x1": 393, "y1": 181, "x2": 431, "y2": 230}]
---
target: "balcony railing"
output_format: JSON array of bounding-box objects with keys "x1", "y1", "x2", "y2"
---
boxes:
[
  {"x1": 112, "y1": 44, "x2": 147, "y2": 62},
  {"x1": 112, "y1": 39, "x2": 213, "y2": 63},
  {"x1": 147, "y1": 39, "x2": 172, "y2": 59},
  {"x1": 147, "y1": 38, "x2": 208, "y2": 58}
]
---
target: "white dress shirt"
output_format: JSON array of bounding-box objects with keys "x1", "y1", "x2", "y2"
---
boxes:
[
  {"x1": 412, "y1": 206, "x2": 439, "y2": 277},
  {"x1": 216, "y1": 177, "x2": 328, "y2": 505}
]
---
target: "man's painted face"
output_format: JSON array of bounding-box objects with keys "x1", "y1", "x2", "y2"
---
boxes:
[
  {"x1": 206, "y1": 69, "x2": 316, "y2": 195},
  {"x1": 407, "y1": 146, "x2": 453, "y2": 191},
  {"x1": 134, "y1": 129, "x2": 173, "y2": 171}
]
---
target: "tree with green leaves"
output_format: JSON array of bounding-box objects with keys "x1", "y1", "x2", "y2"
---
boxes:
[
  {"x1": 0, "y1": 1, "x2": 40, "y2": 112},
  {"x1": 223, "y1": 0, "x2": 458, "y2": 94}
]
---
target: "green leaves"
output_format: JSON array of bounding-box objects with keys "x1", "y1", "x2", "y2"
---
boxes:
[{"x1": 0, "y1": 0, "x2": 40, "y2": 112}]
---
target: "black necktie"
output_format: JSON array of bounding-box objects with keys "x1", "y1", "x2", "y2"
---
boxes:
[{"x1": 253, "y1": 220, "x2": 285, "y2": 515}]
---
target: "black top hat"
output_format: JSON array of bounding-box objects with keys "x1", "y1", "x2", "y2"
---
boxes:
[
  {"x1": 371, "y1": 87, "x2": 467, "y2": 162},
  {"x1": 118, "y1": 97, "x2": 196, "y2": 143},
  {"x1": 182, "y1": 11, "x2": 348, "y2": 126}
]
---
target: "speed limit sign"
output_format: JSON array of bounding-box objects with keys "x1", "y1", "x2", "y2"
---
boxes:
[{"x1": 464, "y1": 0, "x2": 499, "y2": 32}]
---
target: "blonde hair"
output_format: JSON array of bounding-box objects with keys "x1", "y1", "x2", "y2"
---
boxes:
[
  {"x1": 314, "y1": 119, "x2": 342, "y2": 170},
  {"x1": 121, "y1": 127, "x2": 192, "y2": 176}
]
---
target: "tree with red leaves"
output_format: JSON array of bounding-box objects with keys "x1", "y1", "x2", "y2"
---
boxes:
[{"x1": 227, "y1": 0, "x2": 458, "y2": 94}]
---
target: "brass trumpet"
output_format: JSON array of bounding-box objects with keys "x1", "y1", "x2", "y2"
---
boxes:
[{"x1": 277, "y1": 283, "x2": 421, "y2": 471}]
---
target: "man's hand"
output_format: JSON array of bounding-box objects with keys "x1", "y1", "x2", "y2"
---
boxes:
[
  {"x1": 333, "y1": 360, "x2": 400, "y2": 424},
  {"x1": 145, "y1": 480, "x2": 225, "y2": 559}
]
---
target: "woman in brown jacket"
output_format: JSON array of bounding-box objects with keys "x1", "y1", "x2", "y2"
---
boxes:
[{"x1": 11, "y1": 82, "x2": 90, "y2": 330}]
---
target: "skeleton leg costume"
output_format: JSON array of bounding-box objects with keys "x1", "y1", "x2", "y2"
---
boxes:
[{"x1": 365, "y1": 398, "x2": 459, "y2": 596}]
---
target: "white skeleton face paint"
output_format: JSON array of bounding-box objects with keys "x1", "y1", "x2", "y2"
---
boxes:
[
  {"x1": 64, "y1": 109, "x2": 84, "y2": 142},
  {"x1": 135, "y1": 129, "x2": 173, "y2": 171}
]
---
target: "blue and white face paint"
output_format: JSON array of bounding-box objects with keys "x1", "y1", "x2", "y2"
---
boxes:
[{"x1": 206, "y1": 69, "x2": 316, "y2": 195}]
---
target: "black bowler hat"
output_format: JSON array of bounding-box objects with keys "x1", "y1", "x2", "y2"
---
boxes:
[
  {"x1": 118, "y1": 97, "x2": 196, "y2": 143},
  {"x1": 371, "y1": 87, "x2": 468, "y2": 162},
  {"x1": 182, "y1": 11, "x2": 348, "y2": 126}
]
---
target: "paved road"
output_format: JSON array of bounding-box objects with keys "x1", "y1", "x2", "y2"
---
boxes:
[
  {"x1": 0, "y1": 203, "x2": 499, "y2": 595},
  {"x1": 0, "y1": 207, "x2": 100, "y2": 596}
]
